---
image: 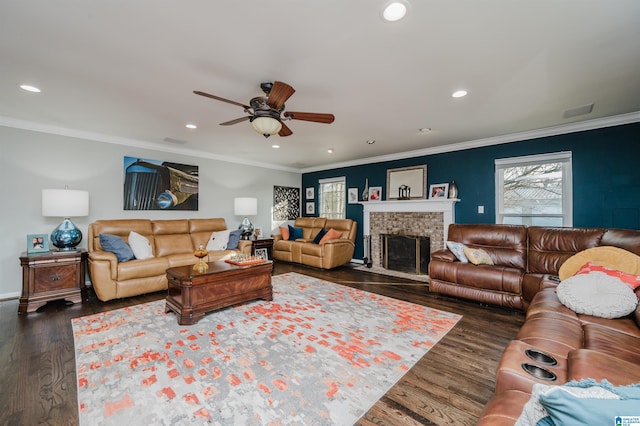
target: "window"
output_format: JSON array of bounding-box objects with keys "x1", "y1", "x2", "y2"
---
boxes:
[
  {"x1": 318, "y1": 177, "x2": 346, "y2": 219},
  {"x1": 495, "y1": 152, "x2": 572, "y2": 226}
]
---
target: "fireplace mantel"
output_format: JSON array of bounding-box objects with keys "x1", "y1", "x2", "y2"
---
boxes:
[{"x1": 360, "y1": 199, "x2": 459, "y2": 244}]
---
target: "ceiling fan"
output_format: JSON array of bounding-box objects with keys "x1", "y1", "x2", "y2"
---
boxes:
[{"x1": 194, "y1": 81, "x2": 335, "y2": 138}]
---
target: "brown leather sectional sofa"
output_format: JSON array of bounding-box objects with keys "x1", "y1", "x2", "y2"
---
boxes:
[
  {"x1": 272, "y1": 217, "x2": 357, "y2": 269},
  {"x1": 88, "y1": 218, "x2": 251, "y2": 301},
  {"x1": 428, "y1": 224, "x2": 640, "y2": 424}
]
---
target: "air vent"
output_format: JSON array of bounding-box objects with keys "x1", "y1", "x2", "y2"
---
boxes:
[
  {"x1": 563, "y1": 103, "x2": 594, "y2": 119},
  {"x1": 163, "y1": 137, "x2": 187, "y2": 145}
]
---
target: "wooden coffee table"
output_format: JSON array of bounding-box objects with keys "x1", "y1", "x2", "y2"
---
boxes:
[{"x1": 165, "y1": 260, "x2": 273, "y2": 325}]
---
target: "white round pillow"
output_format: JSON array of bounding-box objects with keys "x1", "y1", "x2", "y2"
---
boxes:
[{"x1": 557, "y1": 272, "x2": 638, "y2": 319}]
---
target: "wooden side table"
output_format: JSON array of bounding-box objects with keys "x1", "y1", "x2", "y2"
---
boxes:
[
  {"x1": 251, "y1": 237, "x2": 274, "y2": 260},
  {"x1": 18, "y1": 249, "x2": 88, "y2": 313}
]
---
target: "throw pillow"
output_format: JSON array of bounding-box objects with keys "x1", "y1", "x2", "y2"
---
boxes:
[
  {"x1": 226, "y1": 229, "x2": 242, "y2": 250},
  {"x1": 279, "y1": 226, "x2": 290, "y2": 241},
  {"x1": 557, "y1": 272, "x2": 638, "y2": 318},
  {"x1": 128, "y1": 231, "x2": 153, "y2": 259},
  {"x1": 446, "y1": 241, "x2": 469, "y2": 263},
  {"x1": 575, "y1": 261, "x2": 640, "y2": 290},
  {"x1": 558, "y1": 246, "x2": 640, "y2": 281},
  {"x1": 463, "y1": 247, "x2": 494, "y2": 266},
  {"x1": 99, "y1": 234, "x2": 135, "y2": 262},
  {"x1": 517, "y1": 380, "x2": 640, "y2": 426},
  {"x1": 312, "y1": 229, "x2": 328, "y2": 244},
  {"x1": 319, "y1": 228, "x2": 342, "y2": 245},
  {"x1": 206, "y1": 229, "x2": 231, "y2": 251},
  {"x1": 288, "y1": 225, "x2": 304, "y2": 241}
]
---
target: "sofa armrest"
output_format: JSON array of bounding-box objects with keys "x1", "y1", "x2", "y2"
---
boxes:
[
  {"x1": 88, "y1": 250, "x2": 118, "y2": 279},
  {"x1": 431, "y1": 248, "x2": 457, "y2": 262},
  {"x1": 272, "y1": 234, "x2": 283, "y2": 242},
  {"x1": 237, "y1": 240, "x2": 252, "y2": 255}
]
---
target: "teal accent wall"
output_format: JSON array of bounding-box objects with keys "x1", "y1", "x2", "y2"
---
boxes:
[{"x1": 303, "y1": 122, "x2": 640, "y2": 259}]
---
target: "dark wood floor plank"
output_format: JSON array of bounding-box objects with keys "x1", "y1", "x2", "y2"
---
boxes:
[{"x1": 0, "y1": 262, "x2": 524, "y2": 425}]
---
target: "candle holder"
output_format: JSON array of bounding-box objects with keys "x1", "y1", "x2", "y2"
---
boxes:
[{"x1": 193, "y1": 245, "x2": 208, "y2": 272}]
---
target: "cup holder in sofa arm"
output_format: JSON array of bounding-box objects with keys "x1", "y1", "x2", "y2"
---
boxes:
[
  {"x1": 524, "y1": 348, "x2": 558, "y2": 366},
  {"x1": 521, "y1": 363, "x2": 557, "y2": 381}
]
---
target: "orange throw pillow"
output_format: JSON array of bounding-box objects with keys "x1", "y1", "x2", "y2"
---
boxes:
[
  {"x1": 319, "y1": 228, "x2": 342, "y2": 245},
  {"x1": 575, "y1": 261, "x2": 640, "y2": 290},
  {"x1": 279, "y1": 226, "x2": 289, "y2": 241}
]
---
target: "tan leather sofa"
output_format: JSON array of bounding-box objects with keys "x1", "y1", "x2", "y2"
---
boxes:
[
  {"x1": 87, "y1": 218, "x2": 251, "y2": 301},
  {"x1": 272, "y1": 217, "x2": 357, "y2": 269}
]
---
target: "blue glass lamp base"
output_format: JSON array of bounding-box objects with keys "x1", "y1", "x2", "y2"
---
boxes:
[{"x1": 51, "y1": 218, "x2": 83, "y2": 250}]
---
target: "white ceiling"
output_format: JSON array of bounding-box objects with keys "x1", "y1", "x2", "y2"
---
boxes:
[{"x1": 2, "y1": 1, "x2": 639, "y2": 172}]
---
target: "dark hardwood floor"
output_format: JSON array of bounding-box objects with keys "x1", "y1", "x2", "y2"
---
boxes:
[{"x1": 0, "y1": 263, "x2": 524, "y2": 426}]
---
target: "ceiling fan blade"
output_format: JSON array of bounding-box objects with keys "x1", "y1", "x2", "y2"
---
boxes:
[
  {"x1": 219, "y1": 116, "x2": 251, "y2": 126},
  {"x1": 279, "y1": 122, "x2": 293, "y2": 137},
  {"x1": 283, "y1": 111, "x2": 335, "y2": 124},
  {"x1": 266, "y1": 81, "x2": 295, "y2": 110},
  {"x1": 194, "y1": 91, "x2": 251, "y2": 110}
]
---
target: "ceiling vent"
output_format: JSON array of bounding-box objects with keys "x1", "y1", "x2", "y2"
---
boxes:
[{"x1": 563, "y1": 103, "x2": 594, "y2": 119}]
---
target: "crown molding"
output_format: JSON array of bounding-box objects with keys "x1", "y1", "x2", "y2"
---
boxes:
[
  {"x1": 301, "y1": 111, "x2": 640, "y2": 173},
  {"x1": 0, "y1": 116, "x2": 300, "y2": 174}
]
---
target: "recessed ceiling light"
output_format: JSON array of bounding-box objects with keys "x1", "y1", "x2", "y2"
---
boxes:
[
  {"x1": 327, "y1": 148, "x2": 334, "y2": 154},
  {"x1": 271, "y1": 144, "x2": 280, "y2": 149},
  {"x1": 419, "y1": 128, "x2": 432, "y2": 133},
  {"x1": 381, "y1": 1, "x2": 408, "y2": 22},
  {"x1": 451, "y1": 90, "x2": 468, "y2": 98},
  {"x1": 185, "y1": 123, "x2": 197, "y2": 129},
  {"x1": 20, "y1": 84, "x2": 41, "y2": 93},
  {"x1": 366, "y1": 140, "x2": 376, "y2": 145}
]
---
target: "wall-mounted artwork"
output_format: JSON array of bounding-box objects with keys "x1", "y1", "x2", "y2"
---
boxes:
[
  {"x1": 273, "y1": 186, "x2": 300, "y2": 220},
  {"x1": 386, "y1": 165, "x2": 427, "y2": 200},
  {"x1": 124, "y1": 156, "x2": 199, "y2": 210}
]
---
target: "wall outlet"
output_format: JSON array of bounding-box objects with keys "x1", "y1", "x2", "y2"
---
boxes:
[{"x1": 478, "y1": 205, "x2": 485, "y2": 214}]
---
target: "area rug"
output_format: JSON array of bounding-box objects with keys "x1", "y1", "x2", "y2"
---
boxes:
[{"x1": 73, "y1": 272, "x2": 460, "y2": 425}]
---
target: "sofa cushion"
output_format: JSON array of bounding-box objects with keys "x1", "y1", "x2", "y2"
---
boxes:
[
  {"x1": 320, "y1": 228, "x2": 342, "y2": 245},
  {"x1": 557, "y1": 273, "x2": 638, "y2": 319},
  {"x1": 128, "y1": 231, "x2": 153, "y2": 259},
  {"x1": 99, "y1": 234, "x2": 134, "y2": 262},
  {"x1": 574, "y1": 262, "x2": 640, "y2": 290},
  {"x1": 312, "y1": 228, "x2": 328, "y2": 244},
  {"x1": 558, "y1": 246, "x2": 640, "y2": 281},
  {"x1": 446, "y1": 241, "x2": 469, "y2": 262},
  {"x1": 288, "y1": 225, "x2": 304, "y2": 240},
  {"x1": 226, "y1": 229, "x2": 242, "y2": 250},
  {"x1": 117, "y1": 256, "x2": 169, "y2": 280},
  {"x1": 279, "y1": 226, "x2": 290, "y2": 240},
  {"x1": 463, "y1": 247, "x2": 494, "y2": 265},
  {"x1": 206, "y1": 230, "x2": 231, "y2": 251}
]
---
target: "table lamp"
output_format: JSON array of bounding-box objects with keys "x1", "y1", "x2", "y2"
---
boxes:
[
  {"x1": 234, "y1": 197, "x2": 257, "y2": 240},
  {"x1": 42, "y1": 188, "x2": 90, "y2": 250}
]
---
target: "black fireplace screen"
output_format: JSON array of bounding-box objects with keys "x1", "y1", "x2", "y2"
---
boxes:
[{"x1": 381, "y1": 234, "x2": 430, "y2": 275}]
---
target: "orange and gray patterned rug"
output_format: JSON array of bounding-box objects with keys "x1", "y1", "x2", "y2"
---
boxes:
[{"x1": 73, "y1": 272, "x2": 461, "y2": 425}]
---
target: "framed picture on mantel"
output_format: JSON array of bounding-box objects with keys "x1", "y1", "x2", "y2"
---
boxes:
[{"x1": 386, "y1": 165, "x2": 426, "y2": 200}]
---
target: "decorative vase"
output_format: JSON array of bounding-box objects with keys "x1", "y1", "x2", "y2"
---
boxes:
[
  {"x1": 448, "y1": 180, "x2": 459, "y2": 199},
  {"x1": 362, "y1": 178, "x2": 369, "y2": 201},
  {"x1": 193, "y1": 244, "x2": 209, "y2": 272}
]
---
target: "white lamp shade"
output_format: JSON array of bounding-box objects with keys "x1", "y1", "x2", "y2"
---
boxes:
[
  {"x1": 42, "y1": 189, "x2": 89, "y2": 217},
  {"x1": 251, "y1": 117, "x2": 282, "y2": 136},
  {"x1": 234, "y1": 197, "x2": 257, "y2": 216}
]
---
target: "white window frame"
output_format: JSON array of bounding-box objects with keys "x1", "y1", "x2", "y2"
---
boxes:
[
  {"x1": 318, "y1": 176, "x2": 346, "y2": 219},
  {"x1": 495, "y1": 151, "x2": 573, "y2": 227}
]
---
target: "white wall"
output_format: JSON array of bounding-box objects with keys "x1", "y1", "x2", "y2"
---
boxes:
[{"x1": 0, "y1": 126, "x2": 300, "y2": 298}]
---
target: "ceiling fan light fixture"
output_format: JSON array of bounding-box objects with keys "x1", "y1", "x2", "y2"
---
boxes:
[{"x1": 251, "y1": 116, "x2": 282, "y2": 137}]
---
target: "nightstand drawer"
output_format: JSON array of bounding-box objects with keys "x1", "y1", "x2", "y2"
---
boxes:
[{"x1": 34, "y1": 264, "x2": 77, "y2": 292}]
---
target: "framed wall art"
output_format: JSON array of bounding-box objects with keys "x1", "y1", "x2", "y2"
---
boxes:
[
  {"x1": 27, "y1": 234, "x2": 50, "y2": 254},
  {"x1": 348, "y1": 187, "x2": 359, "y2": 204},
  {"x1": 368, "y1": 186, "x2": 382, "y2": 201},
  {"x1": 255, "y1": 247, "x2": 269, "y2": 260},
  {"x1": 429, "y1": 183, "x2": 449, "y2": 199},
  {"x1": 386, "y1": 165, "x2": 427, "y2": 200},
  {"x1": 305, "y1": 187, "x2": 315, "y2": 200},
  {"x1": 273, "y1": 186, "x2": 300, "y2": 220},
  {"x1": 306, "y1": 202, "x2": 316, "y2": 215}
]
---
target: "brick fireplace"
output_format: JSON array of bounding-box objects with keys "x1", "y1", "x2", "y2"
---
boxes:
[{"x1": 361, "y1": 199, "x2": 457, "y2": 269}]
